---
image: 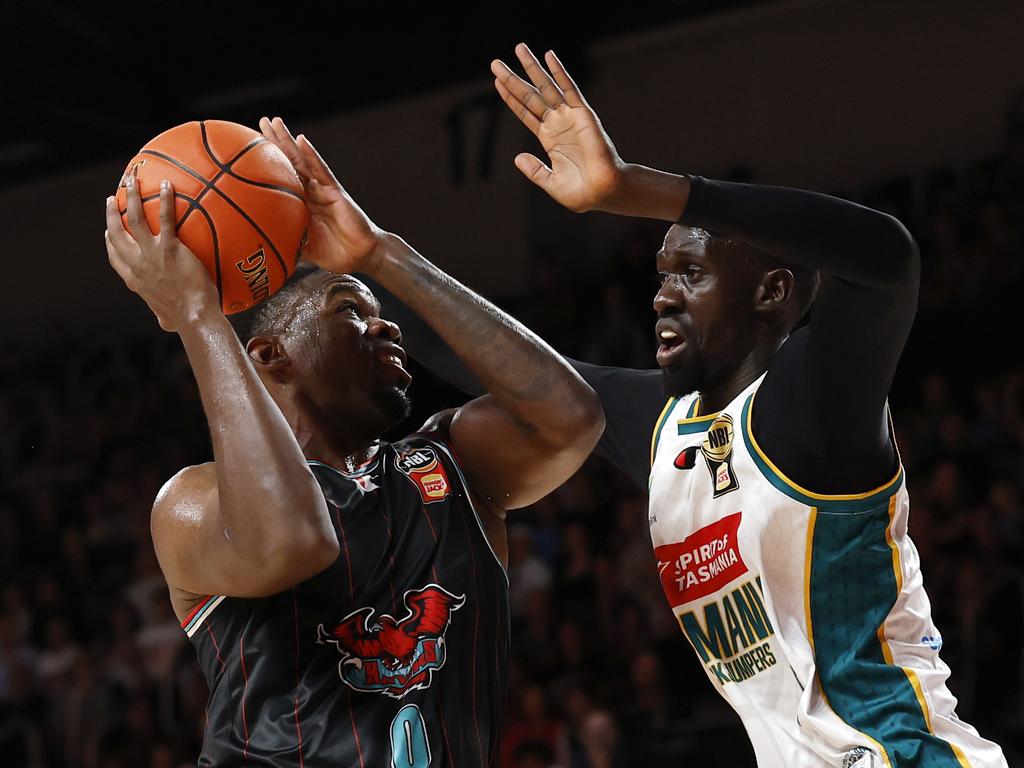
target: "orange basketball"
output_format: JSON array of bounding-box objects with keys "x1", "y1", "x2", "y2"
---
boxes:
[{"x1": 115, "y1": 120, "x2": 308, "y2": 314}]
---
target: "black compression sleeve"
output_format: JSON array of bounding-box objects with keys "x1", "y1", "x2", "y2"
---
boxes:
[
  {"x1": 680, "y1": 177, "x2": 920, "y2": 493},
  {"x1": 362, "y1": 276, "x2": 664, "y2": 490}
]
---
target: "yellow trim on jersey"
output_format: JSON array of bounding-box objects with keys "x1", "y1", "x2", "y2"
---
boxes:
[
  {"x1": 805, "y1": 507, "x2": 895, "y2": 768},
  {"x1": 744, "y1": 388, "x2": 902, "y2": 502},
  {"x1": 649, "y1": 397, "x2": 678, "y2": 465},
  {"x1": 677, "y1": 397, "x2": 721, "y2": 425},
  {"x1": 880, "y1": 496, "x2": 973, "y2": 768}
]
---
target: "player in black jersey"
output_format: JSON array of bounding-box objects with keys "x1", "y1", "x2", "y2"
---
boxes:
[{"x1": 103, "y1": 117, "x2": 603, "y2": 766}]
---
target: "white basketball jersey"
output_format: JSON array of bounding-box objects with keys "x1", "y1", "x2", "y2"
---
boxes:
[{"x1": 647, "y1": 375, "x2": 1007, "y2": 768}]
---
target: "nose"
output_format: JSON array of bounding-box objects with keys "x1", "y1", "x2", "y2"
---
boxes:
[
  {"x1": 653, "y1": 279, "x2": 683, "y2": 317},
  {"x1": 367, "y1": 316, "x2": 402, "y2": 344}
]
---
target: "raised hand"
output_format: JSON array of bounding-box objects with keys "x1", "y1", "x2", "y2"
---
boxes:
[
  {"x1": 105, "y1": 178, "x2": 220, "y2": 332},
  {"x1": 258, "y1": 117, "x2": 384, "y2": 274},
  {"x1": 492, "y1": 43, "x2": 626, "y2": 213}
]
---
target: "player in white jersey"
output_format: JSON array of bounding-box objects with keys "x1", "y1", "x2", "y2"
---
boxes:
[{"x1": 373, "y1": 44, "x2": 1010, "y2": 768}]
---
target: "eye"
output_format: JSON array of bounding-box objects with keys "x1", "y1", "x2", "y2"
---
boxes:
[
  {"x1": 336, "y1": 300, "x2": 359, "y2": 315},
  {"x1": 684, "y1": 264, "x2": 702, "y2": 280}
]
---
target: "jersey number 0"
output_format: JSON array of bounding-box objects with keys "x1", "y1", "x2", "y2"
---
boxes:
[{"x1": 390, "y1": 705, "x2": 431, "y2": 767}]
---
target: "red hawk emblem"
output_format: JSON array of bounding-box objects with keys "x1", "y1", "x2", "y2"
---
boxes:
[{"x1": 317, "y1": 584, "x2": 465, "y2": 698}]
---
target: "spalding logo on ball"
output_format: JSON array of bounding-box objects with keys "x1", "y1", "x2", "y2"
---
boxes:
[{"x1": 115, "y1": 120, "x2": 309, "y2": 314}]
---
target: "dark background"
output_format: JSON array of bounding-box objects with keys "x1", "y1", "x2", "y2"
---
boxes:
[{"x1": 1, "y1": 2, "x2": 1022, "y2": 767}]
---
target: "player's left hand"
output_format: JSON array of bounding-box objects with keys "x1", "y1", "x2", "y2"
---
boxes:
[
  {"x1": 492, "y1": 43, "x2": 626, "y2": 214},
  {"x1": 258, "y1": 117, "x2": 385, "y2": 275}
]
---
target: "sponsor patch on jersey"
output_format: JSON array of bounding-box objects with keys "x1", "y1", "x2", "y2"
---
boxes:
[
  {"x1": 701, "y1": 414, "x2": 739, "y2": 497},
  {"x1": 395, "y1": 447, "x2": 451, "y2": 504},
  {"x1": 655, "y1": 512, "x2": 748, "y2": 606},
  {"x1": 317, "y1": 584, "x2": 466, "y2": 699}
]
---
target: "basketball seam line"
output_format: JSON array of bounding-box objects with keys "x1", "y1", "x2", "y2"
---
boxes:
[
  {"x1": 200, "y1": 122, "x2": 289, "y2": 277},
  {"x1": 176, "y1": 134, "x2": 266, "y2": 229},
  {"x1": 118, "y1": 189, "x2": 223, "y2": 304},
  {"x1": 139, "y1": 146, "x2": 288, "y2": 287}
]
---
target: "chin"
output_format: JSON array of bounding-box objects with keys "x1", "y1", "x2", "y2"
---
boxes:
[
  {"x1": 372, "y1": 386, "x2": 413, "y2": 427},
  {"x1": 660, "y1": 360, "x2": 704, "y2": 398}
]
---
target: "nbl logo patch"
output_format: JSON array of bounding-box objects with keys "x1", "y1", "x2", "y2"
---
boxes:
[
  {"x1": 395, "y1": 447, "x2": 451, "y2": 504},
  {"x1": 317, "y1": 584, "x2": 465, "y2": 699},
  {"x1": 701, "y1": 414, "x2": 739, "y2": 498}
]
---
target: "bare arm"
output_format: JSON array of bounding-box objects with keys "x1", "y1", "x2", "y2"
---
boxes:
[
  {"x1": 105, "y1": 179, "x2": 337, "y2": 600},
  {"x1": 372, "y1": 235, "x2": 605, "y2": 509},
  {"x1": 258, "y1": 117, "x2": 604, "y2": 513},
  {"x1": 362, "y1": 275, "x2": 666, "y2": 489}
]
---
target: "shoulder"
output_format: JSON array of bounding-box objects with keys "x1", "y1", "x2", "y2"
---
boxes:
[
  {"x1": 413, "y1": 408, "x2": 459, "y2": 443},
  {"x1": 152, "y1": 462, "x2": 219, "y2": 532}
]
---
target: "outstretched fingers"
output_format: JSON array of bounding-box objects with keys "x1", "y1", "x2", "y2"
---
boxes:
[
  {"x1": 491, "y1": 58, "x2": 550, "y2": 124},
  {"x1": 260, "y1": 116, "x2": 312, "y2": 183},
  {"x1": 494, "y1": 76, "x2": 541, "y2": 134},
  {"x1": 513, "y1": 43, "x2": 564, "y2": 109},
  {"x1": 295, "y1": 134, "x2": 343, "y2": 190},
  {"x1": 544, "y1": 50, "x2": 586, "y2": 108}
]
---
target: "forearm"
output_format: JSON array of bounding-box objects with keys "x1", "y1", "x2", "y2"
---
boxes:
[
  {"x1": 177, "y1": 310, "x2": 334, "y2": 557},
  {"x1": 367, "y1": 234, "x2": 599, "y2": 440},
  {"x1": 601, "y1": 163, "x2": 691, "y2": 222},
  {"x1": 679, "y1": 175, "x2": 918, "y2": 288}
]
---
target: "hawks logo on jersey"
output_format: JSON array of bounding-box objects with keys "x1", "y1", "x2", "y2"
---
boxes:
[{"x1": 317, "y1": 584, "x2": 465, "y2": 699}]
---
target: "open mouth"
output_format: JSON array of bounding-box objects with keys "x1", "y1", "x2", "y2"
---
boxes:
[
  {"x1": 375, "y1": 345, "x2": 412, "y2": 388},
  {"x1": 376, "y1": 344, "x2": 408, "y2": 370},
  {"x1": 655, "y1": 323, "x2": 687, "y2": 367}
]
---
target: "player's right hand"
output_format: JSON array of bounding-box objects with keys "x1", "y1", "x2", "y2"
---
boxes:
[
  {"x1": 105, "y1": 177, "x2": 220, "y2": 333},
  {"x1": 258, "y1": 117, "x2": 386, "y2": 277},
  {"x1": 492, "y1": 43, "x2": 626, "y2": 214}
]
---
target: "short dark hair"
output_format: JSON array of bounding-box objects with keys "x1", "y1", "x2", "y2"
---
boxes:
[{"x1": 227, "y1": 262, "x2": 324, "y2": 345}]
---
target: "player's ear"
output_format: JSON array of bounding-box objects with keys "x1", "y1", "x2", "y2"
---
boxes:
[
  {"x1": 754, "y1": 268, "x2": 795, "y2": 317},
  {"x1": 247, "y1": 335, "x2": 290, "y2": 376}
]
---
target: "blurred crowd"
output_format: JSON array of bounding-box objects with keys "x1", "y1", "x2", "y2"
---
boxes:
[{"x1": 1, "y1": 96, "x2": 1022, "y2": 767}]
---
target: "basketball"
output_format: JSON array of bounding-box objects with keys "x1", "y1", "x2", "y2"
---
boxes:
[{"x1": 115, "y1": 120, "x2": 308, "y2": 314}]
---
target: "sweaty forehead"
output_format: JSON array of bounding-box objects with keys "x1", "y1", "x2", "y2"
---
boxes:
[
  {"x1": 312, "y1": 273, "x2": 380, "y2": 311},
  {"x1": 280, "y1": 272, "x2": 382, "y2": 332},
  {"x1": 659, "y1": 225, "x2": 709, "y2": 261}
]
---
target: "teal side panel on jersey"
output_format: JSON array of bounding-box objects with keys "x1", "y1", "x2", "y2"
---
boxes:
[{"x1": 809, "y1": 507, "x2": 963, "y2": 767}]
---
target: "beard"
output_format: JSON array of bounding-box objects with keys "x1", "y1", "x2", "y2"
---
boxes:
[
  {"x1": 660, "y1": 350, "x2": 706, "y2": 398},
  {"x1": 371, "y1": 385, "x2": 412, "y2": 428}
]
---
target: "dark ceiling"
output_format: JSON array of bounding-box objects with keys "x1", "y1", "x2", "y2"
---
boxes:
[{"x1": 1, "y1": 1, "x2": 766, "y2": 189}]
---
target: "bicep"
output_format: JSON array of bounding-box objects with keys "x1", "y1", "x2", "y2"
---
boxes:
[
  {"x1": 151, "y1": 467, "x2": 335, "y2": 598},
  {"x1": 757, "y1": 274, "x2": 918, "y2": 491},
  {"x1": 448, "y1": 394, "x2": 599, "y2": 511},
  {"x1": 805, "y1": 273, "x2": 917, "y2": 442}
]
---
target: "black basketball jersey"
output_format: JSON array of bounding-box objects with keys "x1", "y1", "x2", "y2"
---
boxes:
[{"x1": 181, "y1": 433, "x2": 510, "y2": 767}]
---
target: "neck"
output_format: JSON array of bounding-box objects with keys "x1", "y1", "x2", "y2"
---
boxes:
[
  {"x1": 278, "y1": 390, "x2": 383, "y2": 473},
  {"x1": 301, "y1": 434, "x2": 381, "y2": 474},
  {"x1": 698, "y1": 335, "x2": 784, "y2": 413}
]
